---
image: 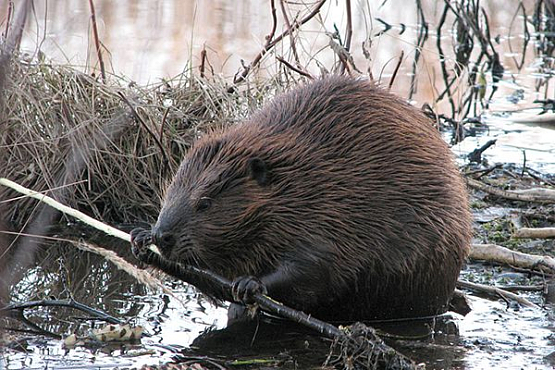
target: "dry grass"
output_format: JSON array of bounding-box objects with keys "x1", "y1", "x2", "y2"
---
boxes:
[{"x1": 0, "y1": 57, "x2": 301, "y2": 227}]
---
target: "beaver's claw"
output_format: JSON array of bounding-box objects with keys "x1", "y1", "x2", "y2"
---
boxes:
[
  {"x1": 130, "y1": 227, "x2": 154, "y2": 262},
  {"x1": 231, "y1": 276, "x2": 268, "y2": 304}
]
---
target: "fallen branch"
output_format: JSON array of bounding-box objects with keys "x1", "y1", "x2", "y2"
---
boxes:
[
  {"x1": 494, "y1": 285, "x2": 544, "y2": 292},
  {"x1": 1, "y1": 298, "x2": 122, "y2": 339},
  {"x1": 276, "y1": 56, "x2": 313, "y2": 79},
  {"x1": 510, "y1": 188, "x2": 555, "y2": 197},
  {"x1": 514, "y1": 227, "x2": 555, "y2": 239},
  {"x1": 469, "y1": 243, "x2": 555, "y2": 275},
  {"x1": 466, "y1": 178, "x2": 555, "y2": 203},
  {"x1": 0, "y1": 177, "x2": 416, "y2": 369},
  {"x1": 456, "y1": 280, "x2": 538, "y2": 308}
]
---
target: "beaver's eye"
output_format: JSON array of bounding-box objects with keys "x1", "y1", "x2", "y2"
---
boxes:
[{"x1": 196, "y1": 197, "x2": 212, "y2": 212}]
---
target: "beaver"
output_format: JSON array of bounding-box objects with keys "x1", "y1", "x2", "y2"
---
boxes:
[{"x1": 131, "y1": 75, "x2": 472, "y2": 323}]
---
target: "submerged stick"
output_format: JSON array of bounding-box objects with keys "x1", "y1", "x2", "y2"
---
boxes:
[{"x1": 1, "y1": 299, "x2": 122, "y2": 339}]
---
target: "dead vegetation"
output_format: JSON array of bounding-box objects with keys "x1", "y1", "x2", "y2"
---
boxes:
[
  {"x1": 2, "y1": 0, "x2": 555, "y2": 229},
  {"x1": 0, "y1": 58, "x2": 302, "y2": 227}
]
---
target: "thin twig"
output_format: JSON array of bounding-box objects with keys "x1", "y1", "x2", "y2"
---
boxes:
[
  {"x1": 388, "y1": 50, "x2": 404, "y2": 90},
  {"x1": 344, "y1": 0, "x2": 353, "y2": 51},
  {"x1": 117, "y1": 92, "x2": 170, "y2": 176},
  {"x1": 234, "y1": 0, "x2": 327, "y2": 84},
  {"x1": 234, "y1": 0, "x2": 278, "y2": 84},
  {"x1": 409, "y1": 0, "x2": 428, "y2": 99},
  {"x1": 339, "y1": 0, "x2": 353, "y2": 75},
  {"x1": 508, "y1": 2, "x2": 529, "y2": 71},
  {"x1": 1, "y1": 299, "x2": 122, "y2": 324},
  {"x1": 435, "y1": 1, "x2": 457, "y2": 117},
  {"x1": 2, "y1": 1, "x2": 14, "y2": 39},
  {"x1": 0, "y1": 177, "x2": 129, "y2": 241},
  {"x1": 276, "y1": 56, "x2": 313, "y2": 79},
  {"x1": 279, "y1": 0, "x2": 301, "y2": 67},
  {"x1": 2, "y1": 0, "x2": 30, "y2": 55},
  {"x1": 199, "y1": 44, "x2": 207, "y2": 78},
  {"x1": 467, "y1": 178, "x2": 555, "y2": 203},
  {"x1": 456, "y1": 280, "x2": 538, "y2": 308},
  {"x1": 160, "y1": 107, "x2": 170, "y2": 146},
  {"x1": 87, "y1": 0, "x2": 106, "y2": 82},
  {"x1": 72, "y1": 239, "x2": 178, "y2": 298}
]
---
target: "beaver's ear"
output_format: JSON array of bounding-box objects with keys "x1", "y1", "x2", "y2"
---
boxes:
[{"x1": 248, "y1": 157, "x2": 270, "y2": 186}]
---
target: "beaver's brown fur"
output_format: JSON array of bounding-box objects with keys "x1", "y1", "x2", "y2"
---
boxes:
[{"x1": 152, "y1": 76, "x2": 472, "y2": 321}]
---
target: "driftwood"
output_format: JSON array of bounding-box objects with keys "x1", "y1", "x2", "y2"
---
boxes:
[
  {"x1": 466, "y1": 178, "x2": 555, "y2": 203},
  {"x1": 510, "y1": 188, "x2": 555, "y2": 197},
  {"x1": 514, "y1": 227, "x2": 555, "y2": 239},
  {"x1": 1, "y1": 299, "x2": 123, "y2": 339},
  {"x1": 469, "y1": 243, "x2": 555, "y2": 275},
  {"x1": 456, "y1": 280, "x2": 538, "y2": 308}
]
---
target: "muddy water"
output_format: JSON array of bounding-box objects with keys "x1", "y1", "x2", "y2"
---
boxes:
[
  {"x1": 2, "y1": 0, "x2": 555, "y2": 369},
  {"x1": 1, "y1": 247, "x2": 553, "y2": 369}
]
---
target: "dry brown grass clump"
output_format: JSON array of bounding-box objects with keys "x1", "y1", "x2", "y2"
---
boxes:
[{"x1": 0, "y1": 57, "x2": 300, "y2": 228}]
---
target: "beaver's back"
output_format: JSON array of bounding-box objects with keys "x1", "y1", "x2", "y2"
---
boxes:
[{"x1": 242, "y1": 77, "x2": 471, "y2": 319}]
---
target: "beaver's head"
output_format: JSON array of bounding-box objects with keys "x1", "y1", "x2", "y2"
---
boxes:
[{"x1": 151, "y1": 126, "x2": 289, "y2": 278}]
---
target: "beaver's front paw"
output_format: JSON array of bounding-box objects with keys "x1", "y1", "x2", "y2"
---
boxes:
[
  {"x1": 130, "y1": 227, "x2": 154, "y2": 262},
  {"x1": 231, "y1": 276, "x2": 268, "y2": 304}
]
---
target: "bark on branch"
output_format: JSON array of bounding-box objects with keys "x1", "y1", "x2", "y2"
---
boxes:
[
  {"x1": 456, "y1": 280, "x2": 538, "y2": 308},
  {"x1": 514, "y1": 227, "x2": 555, "y2": 239},
  {"x1": 469, "y1": 243, "x2": 555, "y2": 275},
  {"x1": 466, "y1": 178, "x2": 555, "y2": 203}
]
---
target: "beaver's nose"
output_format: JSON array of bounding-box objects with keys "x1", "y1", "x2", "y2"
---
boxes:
[{"x1": 151, "y1": 226, "x2": 176, "y2": 251}]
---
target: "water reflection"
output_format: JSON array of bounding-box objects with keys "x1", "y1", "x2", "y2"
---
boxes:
[
  {"x1": 10, "y1": 0, "x2": 532, "y2": 100},
  {"x1": 11, "y1": 0, "x2": 555, "y2": 172}
]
